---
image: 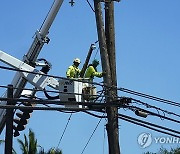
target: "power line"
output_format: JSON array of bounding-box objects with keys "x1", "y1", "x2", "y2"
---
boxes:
[
  {"x1": 0, "y1": 97, "x2": 107, "y2": 107},
  {"x1": 1, "y1": 64, "x2": 180, "y2": 140},
  {"x1": 131, "y1": 98, "x2": 180, "y2": 118},
  {"x1": 86, "y1": 0, "x2": 95, "y2": 12},
  {"x1": 0, "y1": 85, "x2": 105, "y2": 101},
  {"x1": 1, "y1": 64, "x2": 180, "y2": 110},
  {"x1": 118, "y1": 87, "x2": 180, "y2": 107},
  {"x1": 0, "y1": 65, "x2": 104, "y2": 87},
  {"x1": 118, "y1": 113, "x2": 180, "y2": 138},
  {"x1": 0, "y1": 104, "x2": 89, "y2": 112},
  {"x1": 124, "y1": 105, "x2": 180, "y2": 124},
  {"x1": 80, "y1": 114, "x2": 104, "y2": 154},
  {"x1": 82, "y1": 110, "x2": 180, "y2": 138},
  {"x1": 57, "y1": 113, "x2": 73, "y2": 148},
  {"x1": 83, "y1": 109, "x2": 180, "y2": 139}
]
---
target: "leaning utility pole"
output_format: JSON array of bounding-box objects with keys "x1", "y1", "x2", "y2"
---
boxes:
[
  {"x1": 105, "y1": 1, "x2": 120, "y2": 154},
  {"x1": 94, "y1": 0, "x2": 120, "y2": 154}
]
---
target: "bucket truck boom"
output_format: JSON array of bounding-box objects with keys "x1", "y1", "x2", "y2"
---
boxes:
[{"x1": 0, "y1": 0, "x2": 64, "y2": 134}]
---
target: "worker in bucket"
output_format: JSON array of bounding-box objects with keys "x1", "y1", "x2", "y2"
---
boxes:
[
  {"x1": 84, "y1": 59, "x2": 104, "y2": 81},
  {"x1": 66, "y1": 58, "x2": 81, "y2": 78}
]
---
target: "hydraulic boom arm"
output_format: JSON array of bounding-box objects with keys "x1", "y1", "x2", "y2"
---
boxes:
[{"x1": 0, "y1": 0, "x2": 64, "y2": 134}]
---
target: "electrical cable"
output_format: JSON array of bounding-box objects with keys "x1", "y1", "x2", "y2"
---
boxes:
[
  {"x1": 83, "y1": 109, "x2": 180, "y2": 138},
  {"x1": 119, "y1": 87, "x2": 180, "y2": 107},
  {"x1": 0, "y1": 84, "x2": 104, "y2": 100},
  {"x1": 131, "y1": 98, "x2": 180, "y2": 118},
  {"x1": 86, "y1": 0, "x2": 95, "y2": 12},
  {"x1": 119, "y1": 115, "x2": 180, "y2": 138},
  {"x1": 83, "y1": 111, "x2": 106, "y2": 118},
  {"x1": 57, "y1": 113, "x2": 73, "y2": 148},
  {"x1": 1, "y1": 63, "x2": 180, "y2": 139},
  {"x1": 1, "y1": 64, "x2": 180, "y2": 109},
  {"x1": 0, "y1": 65, "x2": 104, "y2": 87},
  {"x1": 118, "y1": 113, "x2": 180, "y2": 138},
  {"x1": 0, "y1": 104, "x2": 89, "y2": 111},
  {"x1": 80, "y1": 113, "x2": 104, "y2": 154},
  {"x1": 124, "y1": 105, "x2": 180, "y2": 124},
  {"x1": 0, "y1": 97, "x2": 108, "y2": 107}
]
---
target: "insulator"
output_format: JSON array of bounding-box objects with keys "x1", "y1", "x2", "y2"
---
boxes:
[
  {"x1": 13, "y1": 102, "x2": 33, "y2": 137},
  {"x1": 14, "y1": 130, "x2": 20, "y2": 137},
  {"x1": 16, "y1": 112, "x2": 23, "y2": 118},
  {"x1": 13, "y1": 118, "x2": 20, "y2": 124},
  {"x1": 23, "y1": 112, "x2": 31, "y2": 119},
  {"x1": 16, "y1": 124, "x2": 26, "y2": 131},
  {"x1": 135, "y1": 110, "x2": 148, "y2": 118},
  {"x1": 19, "y1": 108, "x2": 33, "y2": 113}
]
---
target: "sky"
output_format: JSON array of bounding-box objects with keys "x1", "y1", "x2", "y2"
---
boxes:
[{"x1": 0, "y1": 0, "x2": 180, "y2": 154}]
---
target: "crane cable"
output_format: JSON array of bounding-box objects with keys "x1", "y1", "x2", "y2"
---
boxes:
[{"x1": 39, "y1": 0, "x2": 55, "y2": 32}]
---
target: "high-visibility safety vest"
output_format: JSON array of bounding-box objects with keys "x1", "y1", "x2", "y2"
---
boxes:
[
  {"x1": 85, "y1": 65, "x2": 102, "y2": 81},
  {"x1": 66, "y1": 64, "x2": 81, "y2": 78}
]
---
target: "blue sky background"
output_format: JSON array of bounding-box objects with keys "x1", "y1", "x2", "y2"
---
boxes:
[{"x1": 0, "y1": 0, "x2": 180, "y2": 154}]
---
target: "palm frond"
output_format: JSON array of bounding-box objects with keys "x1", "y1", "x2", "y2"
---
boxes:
[
  {"x1": 17, "y1": 138, "x2": 28, "y2": 154},
  {"x1": 29, "y1": 129, "x2": 37, "y2": 153}
]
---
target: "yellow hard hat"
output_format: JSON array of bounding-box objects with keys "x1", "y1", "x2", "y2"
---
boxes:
[{"x1": 73, "y1": 58, "x2": 81, "y2": 64}]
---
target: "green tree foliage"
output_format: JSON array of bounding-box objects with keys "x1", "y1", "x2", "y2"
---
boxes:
[
  {"x1": 144, "y1": 146, "x2": 180, "y2": 154},
  {"x1": 38, "y1": 148, "x2": 63, "y2": 154},
  {"x1": 17, "y1": 129, "x2": 38, "y2": 154},
  {"x1": 16, "y1": 129, "x2": 62, "y2": 154}
]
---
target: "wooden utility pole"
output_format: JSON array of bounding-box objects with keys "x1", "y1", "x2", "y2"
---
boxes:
[
  {"x1": 105, "y1": 1, "x2": 120, "y2": 154},
  {"x1": 80, "y1": 44, "x2": 96, "y2": 78},
  {"x1": 94, "y1": 0, "x2": 120, "y2": 154},
  {"x1": 5, "y1": 84, "x2": 14, "y2": 154}
]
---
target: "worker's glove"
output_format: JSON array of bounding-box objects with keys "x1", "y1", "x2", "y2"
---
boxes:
[{"x1": 102, "y1": 72, "x2": 106, "y2": 76}]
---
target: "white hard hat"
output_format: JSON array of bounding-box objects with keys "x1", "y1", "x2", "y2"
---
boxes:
[{"x1": 73, "y1": 58, "x2": 81, "y2": 64}]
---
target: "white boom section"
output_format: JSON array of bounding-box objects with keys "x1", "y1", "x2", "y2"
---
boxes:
[
  {"x1": 0, "y1": 51, "x2": 92, "y2": 108},
  {"x1": 0, "y1": 0, "x2": 64, "y2": 134},
  {"x1": 0, "y1": 51, "x2": 59, "y2": 90}
]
